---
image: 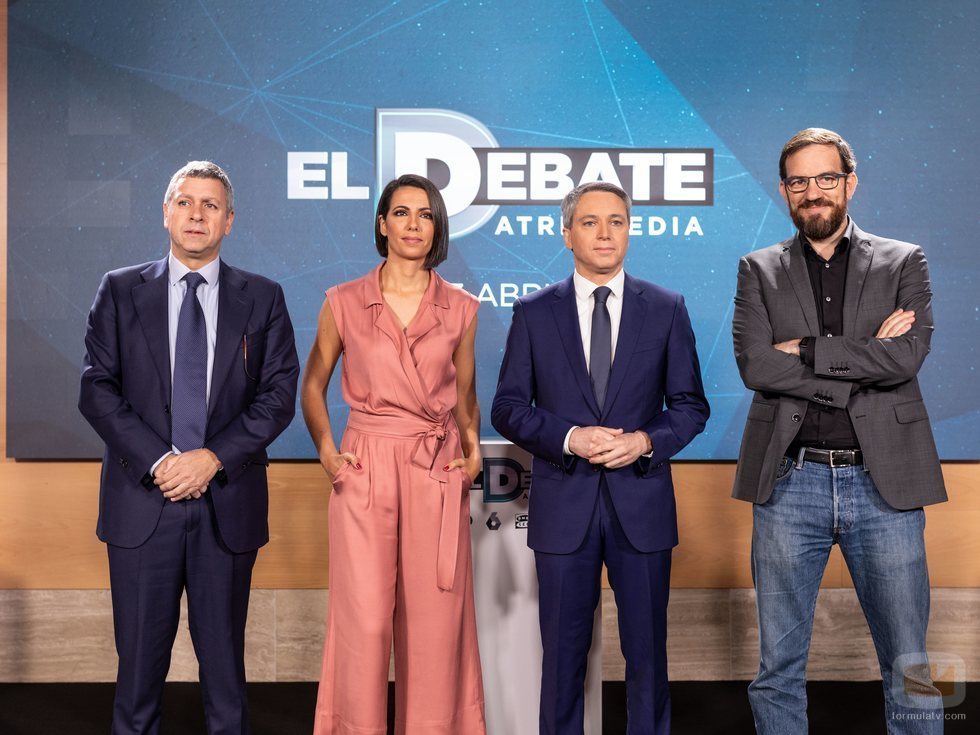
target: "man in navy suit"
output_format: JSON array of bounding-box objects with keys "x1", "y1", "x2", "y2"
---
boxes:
[
  {"x1": 491, "y1": 181, "x2": 709, "y2": 734},
  {"x1": 79, "y1": 161, "x2": 299, "y2": 734}
]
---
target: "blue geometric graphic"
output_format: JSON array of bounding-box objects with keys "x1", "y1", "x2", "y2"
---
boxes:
[{"x1": 7, "y1": 1, "x2": 978, "y2": 458}]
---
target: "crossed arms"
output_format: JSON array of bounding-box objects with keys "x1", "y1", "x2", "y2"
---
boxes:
[{"x1": 733, "y1": 245, "x2": 933, "y2": 401}]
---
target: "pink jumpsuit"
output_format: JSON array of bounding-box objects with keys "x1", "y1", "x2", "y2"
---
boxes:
[{"x1": 313, "y1": 263, "x2": 486, "y2": 735}]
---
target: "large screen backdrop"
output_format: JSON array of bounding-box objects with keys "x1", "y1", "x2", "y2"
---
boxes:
[{"x1": 7, "y1": 1, "x2": 978, "y2": 459}]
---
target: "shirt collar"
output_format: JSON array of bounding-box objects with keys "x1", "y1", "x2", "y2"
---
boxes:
[
  {"x1": 168, "y1": 252, "x2": 220, "y2": 287},
  {"x1": 800, "y1": 216, "x2": 854, "y2": 261},
  {"x1": 573, "y1": 268, "x2": 625, "y2": 302}
]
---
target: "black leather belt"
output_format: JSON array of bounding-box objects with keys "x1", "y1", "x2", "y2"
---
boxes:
[{"x1": 790, "y1": 447, "x2": 863, "y2": 467}]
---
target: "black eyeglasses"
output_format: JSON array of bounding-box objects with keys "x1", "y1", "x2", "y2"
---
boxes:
[{"x1": 782, "y1": 172, "x2": 849, "y2": 193}]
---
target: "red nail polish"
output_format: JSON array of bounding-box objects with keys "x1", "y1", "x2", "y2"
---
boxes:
[
  {"x1": 355, "y1": 463, "x2": 362, "y2": 470},
  {"x1": 443, "y1": 465, "x2": 450, "y2": 471}
]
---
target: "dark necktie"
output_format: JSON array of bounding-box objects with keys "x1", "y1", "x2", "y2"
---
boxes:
[
  {"x1": 590, "y1": 286, "x2": 612, "y2": 409},
  {"x1": 171, "y1": 272, "x2": 208, "y2": 451}
]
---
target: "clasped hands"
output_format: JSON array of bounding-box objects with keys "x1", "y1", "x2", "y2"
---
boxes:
[
  {"x1": 569, "y1": 426, "x2": 652, "y2": 469},
  {"x1": 154, "y1": 449, "x2": 222, "y2": 502},
  {"x1": 773, "y1": 308, "x2": 915, "y2": 355}
]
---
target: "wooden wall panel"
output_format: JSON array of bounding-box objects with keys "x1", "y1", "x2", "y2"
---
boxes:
[
  {"x1": 1, "y1": 461, "x2": 977, "y2": 589},
  {"x1": 6, "y1": 587, "x2": 978, "y2": 682}
]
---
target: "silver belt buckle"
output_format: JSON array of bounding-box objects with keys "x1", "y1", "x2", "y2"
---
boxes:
[{"x1": 829, "y1": 450, "x2": 840, "y2": 468}]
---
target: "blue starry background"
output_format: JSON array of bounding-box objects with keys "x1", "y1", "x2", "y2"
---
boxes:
[{"x1": 7, "y1": 1, "x2": 978, "y2": 458}]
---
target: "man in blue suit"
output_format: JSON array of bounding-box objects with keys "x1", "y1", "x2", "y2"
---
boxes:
[
  {"x1": 491, "y1": 181, "x2": 709, "y2": 735},
  {"x1": 79, "y1": 161, "x2": 299, "y2": 734}
]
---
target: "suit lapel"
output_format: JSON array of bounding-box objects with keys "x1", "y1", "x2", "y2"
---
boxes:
[
  {"x1": 132, "y1": 258, "x2": 172, "y2": 402},
  {"x1": 780, "y1": 238, "x2": 820, "y2": 336},
  {"x1": 602, "y1": 274, "x2": 645, "y2": 416},
  {"x1": 842, "y1": 227, "x2": 873, "y2": 337},
  {"x1": 209, "y1": 262, "x2": 252, "y2": 422},
  {"x1": 550, "y1": 277, "x2": 600, "y2": 416}
]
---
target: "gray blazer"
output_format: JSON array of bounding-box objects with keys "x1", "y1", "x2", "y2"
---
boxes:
[{"x1": 731, "y1": 220, "x2": 947, "y2": 510}]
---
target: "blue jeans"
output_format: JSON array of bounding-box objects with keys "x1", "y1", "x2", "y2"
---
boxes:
[{"x1": 749, "y1": 456, "x2": 943, "y2": 734}]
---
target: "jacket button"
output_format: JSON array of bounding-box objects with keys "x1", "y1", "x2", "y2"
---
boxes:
[
  {"x1": 792, "y1": 413, "x2": 801, "y2": 422},
  {"x1": 163, "y1": 405, "x2": 170, "y2": 414},
  {"x1": 119, "y1": 458, "x2": 129, "y2": 467}
]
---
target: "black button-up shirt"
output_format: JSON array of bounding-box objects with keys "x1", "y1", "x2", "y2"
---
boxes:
[{"x1": 793, "y1": 224, "x2": 861, "y2": 450}]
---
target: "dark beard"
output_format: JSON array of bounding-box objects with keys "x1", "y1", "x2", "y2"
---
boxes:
[{"x1": 791, "y1": 198, "x2": 847, "y2": 241}]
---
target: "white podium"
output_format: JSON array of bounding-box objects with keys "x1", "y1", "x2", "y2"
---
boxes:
[{"x1": 470, "y1": 442, "x2": 602, "y2": 735}]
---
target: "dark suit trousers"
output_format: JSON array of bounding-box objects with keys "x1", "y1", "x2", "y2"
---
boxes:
[
  {"x1": 535, "y1": 477, "x2": 672, "y2": 735},
  {"x1": 107, "y1": 494, "x2": 257, "y2": 735}
]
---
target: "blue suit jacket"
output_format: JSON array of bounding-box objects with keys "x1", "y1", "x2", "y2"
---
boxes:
[
  {"x1": 79, "y1": 257, "x2": 299, "y2": 553},
  {"x1": 491, "y1": 273, "x2": 709, "y2": 554}
]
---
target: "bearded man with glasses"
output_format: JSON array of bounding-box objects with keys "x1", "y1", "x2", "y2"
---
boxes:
[{"x1": 731, "y1": 128, "x2": 946, "y2": 733}]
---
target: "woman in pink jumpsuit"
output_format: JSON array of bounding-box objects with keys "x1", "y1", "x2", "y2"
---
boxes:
[{"x1": 301, "y1": 175, "x2": 486, "y2": 735}]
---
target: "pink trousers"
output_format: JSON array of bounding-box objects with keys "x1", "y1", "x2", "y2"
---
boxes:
[{"x1": 313, "y1": 415, "x2": 486, "y2": 735}]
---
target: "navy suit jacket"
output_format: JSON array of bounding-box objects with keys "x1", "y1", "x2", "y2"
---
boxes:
[
  {"x1": 491, "y1": 273, "x2": 709, "y2": 554},
  {"x1": 79, "y1": 257, "x2": 299, "y2": 553}
]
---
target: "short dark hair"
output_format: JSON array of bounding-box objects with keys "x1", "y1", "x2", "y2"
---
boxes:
[
  {"x1": 561, "y1": 181, "x2": 632, "y2": 229},
  {"x1": 165, "y1": 160, "x2": 234, "y2": 212},
  {"x1": 779, "y1": 128, "x2": 857, "y2": 180},
  {"x1": 374, "y1": 175, "x2": 449, "y2": 269}
]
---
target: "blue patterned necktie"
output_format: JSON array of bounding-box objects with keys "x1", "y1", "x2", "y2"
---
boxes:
[
  {"x1": 590, "y1": 286, "x2": 612, "y2": 410},
  {"x1": 171, "y1": 272, "x2": 208, "y2": 451}
]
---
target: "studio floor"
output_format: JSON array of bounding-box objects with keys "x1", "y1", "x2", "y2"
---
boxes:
[{"x1": 0, "y1": 681, "x2": 975, "y2": 734}]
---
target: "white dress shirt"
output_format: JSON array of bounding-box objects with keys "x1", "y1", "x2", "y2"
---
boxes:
[
  {"x1": 152, "y1": 253, "x2": 221, "y2": 470},
  {"x1": 573, "y1": 268, "x2": 626, "y2": 372},
  {"x1": 562, "y1": 268, "x2": 626, "y2": 454},
  {"x1": 167, "y1": 253, "x2": 220, "y2": 402}
]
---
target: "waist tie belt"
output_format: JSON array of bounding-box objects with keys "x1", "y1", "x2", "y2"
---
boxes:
[{"x1": 347, "y1": 409, "x2": 465, "y2": 592}]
